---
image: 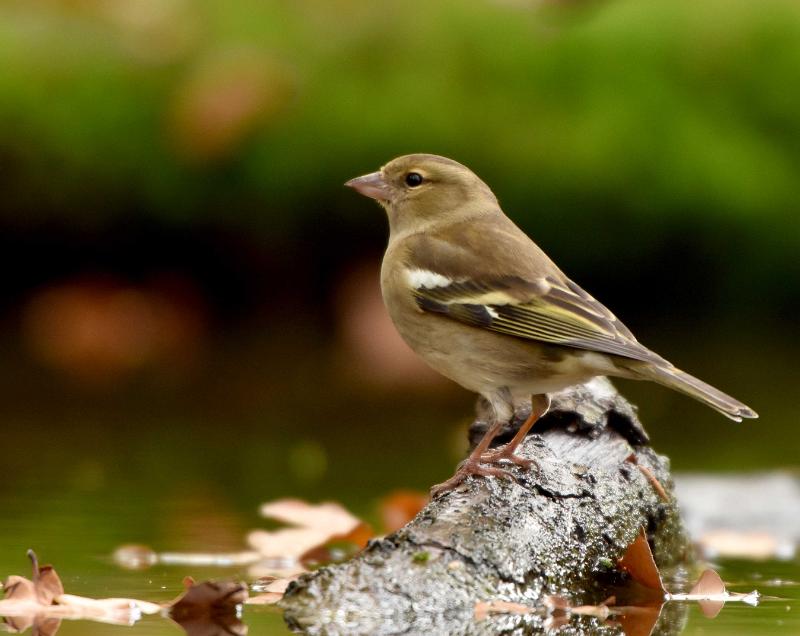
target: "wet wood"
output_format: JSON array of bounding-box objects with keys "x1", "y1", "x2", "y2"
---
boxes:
[{"x1": 281, "y1": 378, "x2": 691, "y2": 635}]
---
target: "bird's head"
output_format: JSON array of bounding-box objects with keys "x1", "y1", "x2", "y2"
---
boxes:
[{"x1": 345, "y1": 154, "x2": 497, "y2": 233}]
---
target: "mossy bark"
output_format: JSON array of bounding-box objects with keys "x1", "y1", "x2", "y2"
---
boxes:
[{"x1": 281, "y1": 378, "x2": 691, "y2": 635}]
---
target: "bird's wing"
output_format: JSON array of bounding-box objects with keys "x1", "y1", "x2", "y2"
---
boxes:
[{"x1": 403, "y1": 220, "x2": 662, "y2": 363}]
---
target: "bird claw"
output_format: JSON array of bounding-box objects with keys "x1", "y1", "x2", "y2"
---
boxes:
[
  {"x1": 480, "y1": 447, "x2": 535, "y2": 470},
  {"x1": 430, "y1": 458, "x2": 516, "y2": 498}
]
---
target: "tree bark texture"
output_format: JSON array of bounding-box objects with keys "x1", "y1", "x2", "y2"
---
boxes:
[{"x1": 281, "y1": 378, "x2": 692, "y2": 635}]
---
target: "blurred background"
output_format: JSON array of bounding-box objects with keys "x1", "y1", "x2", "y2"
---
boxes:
[{"x1": 0, "y1": 0, "x2": 798, "y2": 632}]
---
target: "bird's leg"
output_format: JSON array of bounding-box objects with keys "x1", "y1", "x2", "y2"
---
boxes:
[
  {"x1": 430, "y1": 418, "x2": 515, "y2": 498},
  {"x1": 481, "y1": 394, "x2": 550, "y2": 468}
]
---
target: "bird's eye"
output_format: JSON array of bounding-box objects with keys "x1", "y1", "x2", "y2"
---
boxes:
[{"x1": 405, "y1": 172, "x2": 424, "y2": 187}]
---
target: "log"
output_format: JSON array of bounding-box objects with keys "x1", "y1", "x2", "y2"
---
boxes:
[{"x1": 281, "y1": 378, "x2": 692, "y2": 635}]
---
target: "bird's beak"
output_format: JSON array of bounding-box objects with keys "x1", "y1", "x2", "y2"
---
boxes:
[{"x1": 344, "y1": 171, "x2": 390, "y2": 202}]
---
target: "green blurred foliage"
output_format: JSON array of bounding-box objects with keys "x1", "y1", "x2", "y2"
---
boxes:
[{"x1": 2, "y1": 0, "x2": 799, "y2": 229}]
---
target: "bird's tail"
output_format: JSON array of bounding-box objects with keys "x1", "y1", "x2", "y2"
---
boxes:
[{"x1": 638, "y1": 364, "x2": 758, "y2": 422}]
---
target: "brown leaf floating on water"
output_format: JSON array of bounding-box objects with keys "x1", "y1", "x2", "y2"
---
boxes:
[
  {"x1": 690, "y1": 569, "x2": 726, "y2": 619},
  {"x1": 474, "y1": 600, "x2": 534, "y2": 620},
  {"x1": 3, "y1": 550, "x2": 65, "y2": 607},
  {"x1": 477, "y1": 595, "x2": 618, "y2": 624},
  {"x1": 113, "y1": 498, "x2": 371, "y2": 580},
  {"x1": 247, "y1": 499, "x2": 372, "y2": 560},
  {"x1": 689, "y1": 568, "x2": 726, "y2": 596},
  {"x1": 617, "y1": 528, "x2": 666, "y2": 593},
  {"x1": 479, "y1": 565, "x2": 759, "y2": 634},
  {"x1": 169, "y1": 577, "x2": 248, "y2": 615},
  {"x1": 247, "y1": 576, "x2": 298, "y2": 605},
  {"x1": 666, "y1": 568, "x2": 760, "y2": 618},
  {"x1": 3, "y1": 574, "x2": 37, "y2": 601},
  {"x1": 546, "y1": 595, "x2": 615, "y2": 619},
  {"x1": 1, "y1": 550, "x2": 62, "y2": 633},
  {"x1": 32, "y1": 616, "x2": 62, "y2": 636},
  {"x1": 547, "y1": 594, "x2": 663, "y2": 635},
  {"x1": 0, "y1": 550, "x2": 161, "y2": 634},
  {"x1": 612, "y1": 603, "x2": 663, "y2": 636},
  {"x1": 28, "y1": 550, "x2": 64, "y2": 605},
  {"x1": 1, "y1": 551, "x2": 291, "y2": 634},
  {"x1": 474, "y1": 566, "x2": 761, "y2": 635},
  {"x1": 167, "y1": 577, "x2": 248, "y2": 635}
]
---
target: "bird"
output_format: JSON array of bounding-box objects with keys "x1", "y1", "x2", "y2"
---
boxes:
[{"x1": 345, "y1": 154, "x2": 757, "y2": 497}]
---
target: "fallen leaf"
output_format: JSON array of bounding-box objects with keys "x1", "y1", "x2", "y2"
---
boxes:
[
  {"x1": 246, "y1": 528, "x2": 332, "y2": 561},
  {"x1": 667, "y1": 568, "x2": 760, "y2": 617},
  {"x1": 610, "y1": 604, "x2": 663, "y2": 636},
  {"x1": 258, "y1": 499, "x2": 364, "y2": 538},
  {"x1": 56, "y1": 594, "x2": 162, "y2": 618},
  {"x1": 2, "y1": 608, "x2": 36, "y2": 634},
  {"x1": 2, "y1": 550, "x2": 64, "y2": 606},
  {"x1": 537, "y1": 569, "x2": 754, "y2": 636},
  {"x1": 474, "y1": 600, "x2": 533, "y2": 620},
  {"x1": 1, "y1": 550, "x2": 160, "y2": 617},
  {"x1": 169, "y1": 611, "x2": 247, "y2": 636},
  {"x1": 545, "y1": 595, "x2": 615, "y2": 619},
  {"x1": 245, "y1": 592, "x2": 283, "y2": 605},
  {"x1": 690, "y1": 569, "x2": 726, "y2": 596},
  {"x1": 167, "y1": 579, "x2": 248, "y2": 636},
  {"x1": 29, "y1": 553, "x2": 64, "y2": 606},
  {"x1": 547, "y1": 594, "x2": 664, "y2": 635},
  {"x1": 247, "y1": 499, "x2": 371, "y2": 560},
  {"x1": 168, "y1": 578, "x2": 248, "y2": 616},
  {"x1": 0, "y1": 551, "x2": 63, "y2": 633},
  {"x1": 1, "y1": 551, "x2": 261, "y2": 635},
  {"x1": 618, "y1": 529, "x2": 665, "y2": 593},
  {"x1": 379, "y1": 490, "x2": 429, "y2": 533},
  {"x1": 31, "y1": 617, "x2": 62, "y2": 636},
  {"x1": 247, "y1": 576, "x2": 299, "y2": 605},
  {"x1": 3, "y1": 574, "x2": 37, "y2": 601},
  {"x1": 570, "y1": 602, "x2": 611, "y2": 619},
  {"x1": 696, "y1": 598, "x2": 724, "y2": 619},
  {"x1": 0, "y1": 551, "x2": 166, "y2": 634},
  {"x1": 114, "y1": 499, "x2": 371, "y2": 579}
]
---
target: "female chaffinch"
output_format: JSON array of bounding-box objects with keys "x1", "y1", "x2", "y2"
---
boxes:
[{"x1": 347, "y1": 154, "x2": 756, "y2": 496}]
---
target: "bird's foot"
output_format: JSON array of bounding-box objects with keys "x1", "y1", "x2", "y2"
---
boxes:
[
  {"x1": 480, "y1": 445, "x2": 535, "y2": 470},
  {"x1": 430, "y1": 458, "x2": 515, "y2": 499}
]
